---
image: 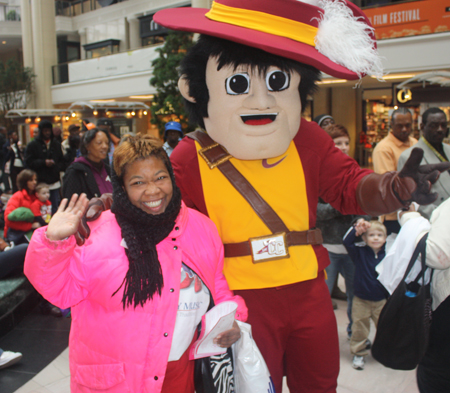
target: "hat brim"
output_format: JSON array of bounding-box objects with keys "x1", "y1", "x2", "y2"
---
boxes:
[{"x1": 154, "y1": 6, "x2": 364, "y2": 80}]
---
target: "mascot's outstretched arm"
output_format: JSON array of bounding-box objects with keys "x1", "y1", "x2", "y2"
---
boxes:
[{"x1": 357, "y1": 147, "x2": 450, "y2": 216}]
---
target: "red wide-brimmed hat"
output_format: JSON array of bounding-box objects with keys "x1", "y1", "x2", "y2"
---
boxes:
[{"x1": 154, "y1": 0, "x2": 383, "y2": 80}]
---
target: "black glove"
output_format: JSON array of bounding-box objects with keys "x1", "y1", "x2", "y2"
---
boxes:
[{"x1": 397, "y1": 147, "x2": 450, "y2": 205}]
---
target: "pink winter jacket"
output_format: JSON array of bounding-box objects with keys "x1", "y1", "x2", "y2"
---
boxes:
[{"x1": 24, "y1": 203, "x2": 247, "y2": 393}]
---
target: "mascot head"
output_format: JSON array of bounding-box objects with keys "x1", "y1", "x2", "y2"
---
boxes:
[{"x1": 155, "y1": 0, "x2": 382, "y2": 160}]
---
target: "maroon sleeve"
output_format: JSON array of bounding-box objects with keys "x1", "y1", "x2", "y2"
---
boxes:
[
  {"x1": 293, "y1": 120, "x2": 372, "y2": 228},
  {"x1": 170, "y1": 136, "x2": 209, "y2": 217}
]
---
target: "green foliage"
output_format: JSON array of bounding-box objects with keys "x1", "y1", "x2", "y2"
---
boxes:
[
  {"x1": 6, "y1": 10, "x2": 20, "y2": 21},
  {"x1": 149, "y1": 31, "x2": 194, "y2": 136},
  {"x1": 0, "y1": 58, "x2": 35, "y2": 127}
]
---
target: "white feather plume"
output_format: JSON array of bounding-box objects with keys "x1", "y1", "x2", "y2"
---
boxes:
[{"x1": 298, "y1": 0, "x2": 384, "y2": 79}]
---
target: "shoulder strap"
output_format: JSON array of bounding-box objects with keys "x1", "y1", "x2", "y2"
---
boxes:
[
  {"x1": 402, "y1": 232, "x2": 429, "y2": 282},
  {"x1": 188, "y1": 130, "x2": 289, "y2": 234}
]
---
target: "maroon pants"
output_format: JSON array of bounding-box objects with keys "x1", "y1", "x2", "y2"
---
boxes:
[
  {"x1": 235, "y1": 271, "x2": 339, "y2": 393},
  {"x1": 161, "y1": 342, "x2": 195, "y2": 393}
]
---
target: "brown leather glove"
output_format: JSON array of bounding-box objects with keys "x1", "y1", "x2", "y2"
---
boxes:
[
  {"x1": 356, "y1": 148, "x2": 450, "y2": 217},
  {"x1": 75, "y1": 193, "x2": 113, "y2": 246},
  {"x1": 398, "y1": 147, "x2": 450, "y2": 205}
]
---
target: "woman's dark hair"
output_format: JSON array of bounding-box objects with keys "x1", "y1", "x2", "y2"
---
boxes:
[
  {"x1": 179, "y1": 35, "x2": 321, "y2": 129},
  {"x1": 80, "y1": 127, "x2": 111, "y2": 156},
  {"x1": 16, "y1": 169, "x2": 37, "y2": 192}
]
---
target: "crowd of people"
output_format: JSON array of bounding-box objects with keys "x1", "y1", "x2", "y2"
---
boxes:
[
  {"x1": 0, "y1": 1, "x2": 449, "y2": 392},
  {"x1": 0, "y1": 100, "x2": 448, "y2": 393}
]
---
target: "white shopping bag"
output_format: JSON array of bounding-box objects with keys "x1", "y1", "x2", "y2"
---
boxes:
[{"x1": 232, "y1": 321, "x2": 275, "y2": 393}]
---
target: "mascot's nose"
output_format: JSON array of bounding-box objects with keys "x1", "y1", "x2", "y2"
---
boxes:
[{"x1": 243, "y1": 80, "x2": 276, "y2": 110}]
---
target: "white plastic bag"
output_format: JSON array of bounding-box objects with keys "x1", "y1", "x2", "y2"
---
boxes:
[{"x1": 232, "y1": 321, "x2": 275, "y2": 393}]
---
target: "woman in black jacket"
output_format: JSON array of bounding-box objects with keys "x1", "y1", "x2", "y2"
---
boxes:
[{"x1": 62, "y1": 128, "x2": 113, "y2": 200}]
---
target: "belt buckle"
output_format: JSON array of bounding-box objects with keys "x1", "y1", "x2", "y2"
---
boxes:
[
  {"x1": 248, "y1": 232, "x2": 290, "y2": 263},
  {"x1": 198, "y1": 143, "x2": 232, "y2": 169}
]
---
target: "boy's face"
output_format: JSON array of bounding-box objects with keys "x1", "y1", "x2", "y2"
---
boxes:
[
  {"x1": 203, "y1": 57, "x2": 302, "y2": 160},
  {"x1": 363, "y1": 228, "x2": 386, "y2": 252},
  {"x1": 37, "y1": 188, "x2": 50, "y2": 203}
]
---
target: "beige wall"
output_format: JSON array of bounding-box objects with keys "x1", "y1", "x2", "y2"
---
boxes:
[{"x1": 313, "y1": 87, "x2": 331, "y2": 117}]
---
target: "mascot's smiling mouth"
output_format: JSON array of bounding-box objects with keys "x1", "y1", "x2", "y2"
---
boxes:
[{"x1": 241, "y1": 113, "x2": 277, "y2": 125}]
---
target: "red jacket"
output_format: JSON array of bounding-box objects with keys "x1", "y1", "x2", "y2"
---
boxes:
[{"x1": 4, "y1": 189, "x2": 37, "y2": 236}]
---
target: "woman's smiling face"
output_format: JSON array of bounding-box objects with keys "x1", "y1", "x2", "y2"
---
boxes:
[{"x1": 122, "y1": 156, "x2": 173, "y2": 215}]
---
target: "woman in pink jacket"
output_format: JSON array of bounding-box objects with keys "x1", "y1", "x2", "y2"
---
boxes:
[{"x1": 25, "y1": 134, "x2": 247, "y2": 393}]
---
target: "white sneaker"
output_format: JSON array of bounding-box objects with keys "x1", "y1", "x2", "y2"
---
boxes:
[
  {"x1": 352, "y1": 355, "x2": 365, "y2": 370},
  {"x1": 0, "y1": 351, "x2": 22, "y2": 369}
]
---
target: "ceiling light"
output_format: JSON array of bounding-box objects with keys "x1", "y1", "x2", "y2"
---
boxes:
[{"x1": 129, "y1": 95, "x2": 154, "y2": 99}]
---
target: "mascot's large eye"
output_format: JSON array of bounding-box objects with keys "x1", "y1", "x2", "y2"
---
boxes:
[
  {"x1": 266, "y1": 70, "x2": 290, "y2": 91},
  {"x1": 225, "y1": 73, "x2": 250, "y2": 95}
]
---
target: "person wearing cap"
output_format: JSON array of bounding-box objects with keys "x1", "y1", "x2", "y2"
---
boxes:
[
  {"x1": 163, "y1": 121, "x2": 183, "y2": 157},
  {"x1": 313, "y1": 114, "x2": 335, "y2": 129},
  {"x1": 80, "y1": 1, "x2": 449, "y2": 391}
]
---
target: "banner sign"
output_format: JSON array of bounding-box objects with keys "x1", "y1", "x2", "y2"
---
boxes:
[{"x1": 364, "y1": 0, "x2": 450, "y2": 40}]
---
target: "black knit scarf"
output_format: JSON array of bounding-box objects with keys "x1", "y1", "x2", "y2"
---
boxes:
[{"x1": 110, "y1": 165, "x2": 182, "y2": 309}]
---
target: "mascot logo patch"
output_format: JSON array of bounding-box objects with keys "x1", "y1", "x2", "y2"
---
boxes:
[{"x1": 249, "y1": 233, "x2": 289, "y2": 263}]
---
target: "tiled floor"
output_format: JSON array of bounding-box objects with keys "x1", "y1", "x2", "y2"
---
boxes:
[
  {"x1": 0, "y1": 306, "x2": 71, "y2": 393},
  {"x1": 4, "y1": 297, "x2": 419, "y2": 393}
]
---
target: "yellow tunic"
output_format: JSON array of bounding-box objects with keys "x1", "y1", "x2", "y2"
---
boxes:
[{"x1": 197, "y1": 140, "x2": 318, "y2": 290}]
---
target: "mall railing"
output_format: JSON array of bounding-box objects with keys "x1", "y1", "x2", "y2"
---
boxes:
[
  {"x1": 55, "y1": 0, "x2": 128, "y2": 17},
  {"x1": 52, "y1": 43, "x2": 163, "y2": 85}
]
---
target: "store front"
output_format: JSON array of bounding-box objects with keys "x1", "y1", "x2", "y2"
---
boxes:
[{"x1": 359, "y1": 74, "x2": 450, "y2": 168}]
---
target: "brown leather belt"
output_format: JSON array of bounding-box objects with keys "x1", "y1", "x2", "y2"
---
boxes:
[{"x1": 224, "y1": 229, "x2": 323, "y2": 258}]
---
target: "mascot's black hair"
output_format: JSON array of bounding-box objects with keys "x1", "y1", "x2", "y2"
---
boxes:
[{"x1": 179, "y1": 35, "x2": 321, "y2": 129}]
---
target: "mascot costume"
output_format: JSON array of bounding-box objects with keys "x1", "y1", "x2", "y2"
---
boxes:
[{"x1": 79, "y1": 1, "x2": 449, "y2": 392}]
